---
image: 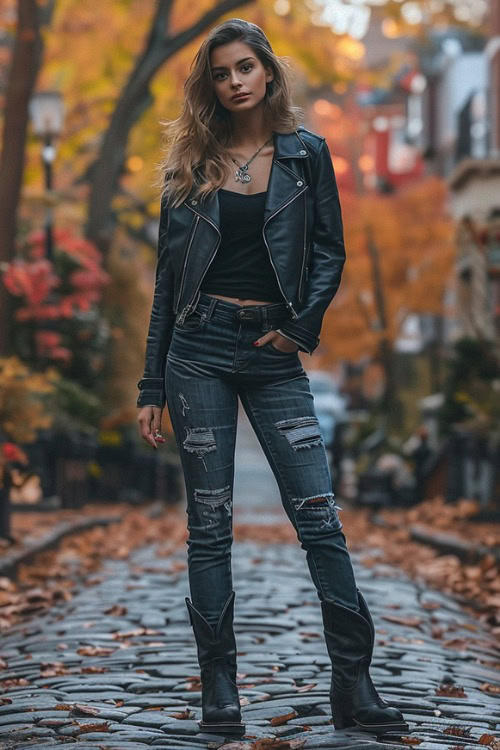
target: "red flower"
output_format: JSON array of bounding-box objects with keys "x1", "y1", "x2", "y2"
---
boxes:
[
  {"x1": 2, "y1": 443, "x2": 28, "y2": 465},
  {"x1": 34, "y1": 330, "x2": 73, "y2": 362},
  {"x1": 3, "y1": 259, "x2": 59, "y2": 305},
  {"x1": 35, "y1": 330, "x2": 62, "y2": 348}
]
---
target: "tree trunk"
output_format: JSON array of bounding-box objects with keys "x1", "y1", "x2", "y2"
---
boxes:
[
  {"x1": 85, "y1": 0, "x2": 254, "y2": 255},
  {"x1": 365, "y1": 223, "x2": 398, "y2": 425},
  {"x1": 0, "y1": 0, "x2": 56, "y2": 355}
]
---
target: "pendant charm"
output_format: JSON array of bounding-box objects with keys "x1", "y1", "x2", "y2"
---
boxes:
[{"x1": 234, "y1": 165, "x2": 252, "y2": 183}]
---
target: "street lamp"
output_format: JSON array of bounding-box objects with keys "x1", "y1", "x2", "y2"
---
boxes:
[{"x1": 28, "y1": 91, "x2": 64, "y2": 261}]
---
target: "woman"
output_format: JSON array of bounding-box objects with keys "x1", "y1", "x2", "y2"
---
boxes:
[{"x1": 137, "y1": 18, "x2": 408, "y2": 738}]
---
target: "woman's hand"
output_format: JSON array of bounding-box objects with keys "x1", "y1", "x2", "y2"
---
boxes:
[
  {"x1": 137, "y1": 406, "x2": 165, "y2": 449},
  {"x1": 253, "y1": 330, "x2": 300, "y2": 353}
]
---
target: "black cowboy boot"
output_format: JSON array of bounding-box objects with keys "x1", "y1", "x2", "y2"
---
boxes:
[
  {"x1": 321, "y1": 588, "x2": 409, "y2": 734},
  {"x1": 185, "y1": 590, "x2": 245, "y2": 735}
]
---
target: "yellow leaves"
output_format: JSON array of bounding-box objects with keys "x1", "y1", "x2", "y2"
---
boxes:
[
  {"x1": 0, "y1": 357, "x2": 57, "y2": 443},
  {"x1": 98, "y1": 430, "x2": 123, "y2": 446}
]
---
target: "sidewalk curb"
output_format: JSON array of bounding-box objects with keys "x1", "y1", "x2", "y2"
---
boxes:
[
  {"x1": 372, "y1": 513, "x2": 500, "y2": 564},
  {"x1": 409, "y1": 523, "x2": 500, "y2": 564},
  {"x1": 0, "y1": 500, "x2": 165, "y2": 579}
]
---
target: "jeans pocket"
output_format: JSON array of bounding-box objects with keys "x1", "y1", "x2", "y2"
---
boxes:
[
  {"x1": 174, "y1": 308, "x2": 206, "y2": 333},
  {"x1": 267, "y1": 341, "x2": 298, "y2": 355}
]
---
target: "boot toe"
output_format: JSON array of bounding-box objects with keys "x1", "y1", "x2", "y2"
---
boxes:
[
  {"x1": 354, "y1": 704, "x2": 409, "y2": 732},
  {"x1": 384, "y1": 706, "x2": 405, "y2": 722},
  {"x1": 204, "y1": 704, "x2": 242, "y2": 724},
  {"x1": 200, "y1": 704, "x2": 245, "y2": 734}
]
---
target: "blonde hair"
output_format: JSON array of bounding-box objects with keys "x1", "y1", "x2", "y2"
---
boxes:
[{"x1": 154, "y1": 18, "x2": 305, "y2": 208}]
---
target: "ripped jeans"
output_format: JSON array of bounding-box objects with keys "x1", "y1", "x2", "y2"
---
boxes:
[{"x1": 165, "y1": 292, "x2": 359, "y2": 625}]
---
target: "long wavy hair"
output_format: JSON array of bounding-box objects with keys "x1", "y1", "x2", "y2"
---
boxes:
[{"x1": 154, "y1": 18, "x2": 305, "y2": 208}]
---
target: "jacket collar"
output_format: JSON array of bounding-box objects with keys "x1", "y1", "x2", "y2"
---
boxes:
[
  {"x1": 272, "y1": 128, "x2": 310, "y2": 160},
  {"x1": 184, "y1": 129, "x2": 309, "y2": 231}
]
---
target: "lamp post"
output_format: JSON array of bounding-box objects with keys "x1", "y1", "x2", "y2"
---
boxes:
[
  {"x1": 28, "y1": 91, "x2": 64, "y2": 261},
  {"x1": 28, "y1": 92, "x2": 64, "y2": 373}
]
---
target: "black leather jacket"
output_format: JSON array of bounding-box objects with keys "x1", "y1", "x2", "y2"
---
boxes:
[{"x1": 137, "y1": 126, "x2": 346, "y2": 408}]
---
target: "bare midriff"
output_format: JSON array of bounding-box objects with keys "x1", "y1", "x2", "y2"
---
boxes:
[{"x1": 205, "y1": 293, "x2": 272, "y2": 306}]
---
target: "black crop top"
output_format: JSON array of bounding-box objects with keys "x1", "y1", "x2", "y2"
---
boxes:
[{"x1": 199, "y1": 188, "x2": 284, "y2": 302}]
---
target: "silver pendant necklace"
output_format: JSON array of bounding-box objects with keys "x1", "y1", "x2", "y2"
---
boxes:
[{"x1": 229, "y1": 135, "x2": 273, "y2": 183}]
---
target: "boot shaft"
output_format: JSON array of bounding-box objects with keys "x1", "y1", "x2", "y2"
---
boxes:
[
  {"x1": 185, "y1": 591, "x2": 243, "y2": 730},
  {"x1": 185, "y1": 591, "x2": 238, "y2": 671},
  {"x1": 320, "y1": 589, "x2": 375, "y2": 688}
]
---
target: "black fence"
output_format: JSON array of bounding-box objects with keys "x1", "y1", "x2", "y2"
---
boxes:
[
  {"x1": 0, "y1": 430, "x2": 184, "y2": 539},
  {"x1": 445, "y1": 429, "x2": 500, "y2": 512},
  {"x1": 355, "y1": 428, "x2": 500, "y2": 512}
]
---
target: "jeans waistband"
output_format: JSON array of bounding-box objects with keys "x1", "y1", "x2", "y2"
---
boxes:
[{"x1": 196, "y1": 292, "x2": 290, "y2": 325}]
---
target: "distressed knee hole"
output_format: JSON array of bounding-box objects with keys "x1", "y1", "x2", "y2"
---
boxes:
[
  {"x1": 291, "y1": 493, "x2": 343, "y2": 529},
  {"x1": 183, "y1": 427, "x2": 216, "y2": 470},
  {"x1": 194, "y1": 485, "x2": 232, "y2": 516},
  {"x1": 274, "y1": 415, "x2": 323, "y2": 450}
]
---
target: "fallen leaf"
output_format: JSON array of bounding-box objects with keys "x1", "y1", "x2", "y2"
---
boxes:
[
  {"x1": 270, "y1": 710, "x2": 298, "y2": 725},
  {"x1": 444, "y1": 725, "x2": 472, "y2": 736},
  {"x1": 381, "y1": 615, "x2": 422, "y2": 628},
  {"x1": 168, "y1": 709, "x2": 194, "y2": 719},
  {"x1": 480, "y1": 682, "x2": 500, "y2": 695},
  {"x1": 70, "y1": 704, "x2": 101, "y2": 716},
  {"x1": 0, "y1": 677, "x2": 30, "y2": 688},
  {"x1": 76, "y1": 721, "x2": 109, "y2": 733},
  {"x1": 435, "y1": 684, "x2": 467, "y2": 698},
  {"x1": 399, "y1": 737, "x2": 423, "y2": 745},
  {"x1": 251, "y1": 739, "x2": 307, "y2": 749},
  {"x1": 112, "y1": 627, "x2": 160, "y2": 639},
  {"x1": 81, "y1": 666, "x2": 108, "y2": 673},
  {"x1": 104, "y1": 604, "x2": 128, "y2": 616},
  {"x1": 442, "y1": 638, "x2": 469, "y2": 650},
  {"x1": 479, "y1": 734, "x2": 500, "y2": 748},
  {"x1": 77, "y1": 646, "x2": 115, "y2": 656}
]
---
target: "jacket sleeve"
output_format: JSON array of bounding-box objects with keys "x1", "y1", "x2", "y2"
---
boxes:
[
  {"x1": 136, "y1": 196, "x2": 176, "y2": 408},
  {"x1": 275, "y1": 138, "x2": 346, "y2": 355}
]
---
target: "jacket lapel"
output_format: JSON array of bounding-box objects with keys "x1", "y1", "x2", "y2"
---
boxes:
[{"x1": 185, "y1": 129, "x2": 310, "y2": 232}]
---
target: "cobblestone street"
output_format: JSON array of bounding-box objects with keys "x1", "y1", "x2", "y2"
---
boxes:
[{"x1": 0, "y1": 407, "x2": 499, "y2": 749}]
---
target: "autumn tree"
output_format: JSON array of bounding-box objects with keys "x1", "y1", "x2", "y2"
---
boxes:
[
  {"x1": 0, "y1": 0, "x2": 56, "y2": 353},
  {"x1": 315, "y1": 177, "x2": 455, "y2": 423}
]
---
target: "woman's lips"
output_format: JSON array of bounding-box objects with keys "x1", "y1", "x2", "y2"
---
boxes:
[{"x1": 231, "y1": 93, "x2": 250, "y2": 101}]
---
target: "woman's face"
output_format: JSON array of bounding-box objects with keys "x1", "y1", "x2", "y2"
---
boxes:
[{"x1": 210, "y1": 40, "x2": 273, "y2": 115}]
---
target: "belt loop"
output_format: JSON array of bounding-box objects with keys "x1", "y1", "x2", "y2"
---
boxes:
[
  {"x1": 261, "y1": 306, "x2": 268, "y2": 327},
  {"x1": 204, "y1": 294, "x2": 217, "y2": 321}
]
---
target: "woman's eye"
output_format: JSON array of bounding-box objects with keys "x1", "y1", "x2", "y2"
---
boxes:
[{"x1": 214, "y1": 64, "x2": 253, "y2": 81}]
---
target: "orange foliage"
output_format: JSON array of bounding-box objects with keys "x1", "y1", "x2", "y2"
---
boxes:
[{"x1": 316, "y1": 176, "x2": 455, "y2": 366}]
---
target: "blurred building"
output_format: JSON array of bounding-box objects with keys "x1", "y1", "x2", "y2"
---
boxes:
[
  {"x1": 446, "y1": 0, "x2": 500, "y2": 341},
  {"x1": 356, "y1": 3, "x2": 500, "y2": 342}
]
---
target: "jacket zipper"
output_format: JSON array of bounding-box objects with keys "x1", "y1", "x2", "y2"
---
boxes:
[
  {"x1": 177, "y1": 211, "x2": 221, "y2": 325},
  {"x1": 262, "y1": 186, "x2": 308, "y2": 319},
  {"x1": 178, "y1": 183, "x2": 307, "y2": 323},
  {"x1": 175, "y1": 214, "x2": 200, "y2": 315},
  {"x1": 298, "y1": 193, "x2": 308, "y2": 302}
]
